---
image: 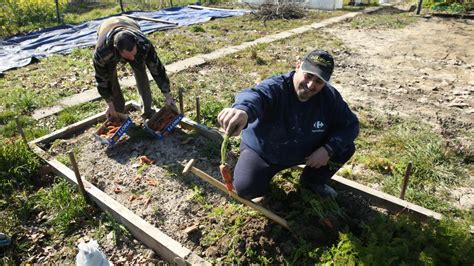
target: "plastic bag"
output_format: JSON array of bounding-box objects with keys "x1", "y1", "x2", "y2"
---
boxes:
[{"x1": 76, "y1": 239, "x2": 111, "y2": 266}]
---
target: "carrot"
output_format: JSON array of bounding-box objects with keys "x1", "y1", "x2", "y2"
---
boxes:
[
  {"x1": 220, "y1": 134, "x2": 234, "y2": 192},
  {"x1": 321, "y1": 217, "x2": 334, "y2": 229},
  {"x1": 108, "y1": 126, "x2": 119, "y2": 134},
  {"x1": 138, "y1": 155, "x2": 154, "y2": 165},
  {"x1": 220, "y1": 163, "x2": 234, "y2": 191}
]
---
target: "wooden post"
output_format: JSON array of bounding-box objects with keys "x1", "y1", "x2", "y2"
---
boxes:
[
  {"x1": 195, "y1": 96, "x2": 201, "y2": 123},
  {"x1": 15, "y1": 116, "x2": 27, "y2": 144},
  {"x1": 119, "y1": 0, "x2": 125, "y2": 13},
  {"x1": 169, "y1": 0, "x2": 174, "y2": 7},
  {"x1": 55, "y1": 0, "x2": 61, "y2": 24},
  {"x1": 400, "y1": 161, "x2": 413, "y2": 200},
  {"x1": 68, "y1": 151, "x2": 88, "y2": 201},
  {"x1": 178, "y1": 88, "x2": 184, "y2": 114},
  {"x1": 416, "y1": 0, "x2": 423, "y2": 15}
]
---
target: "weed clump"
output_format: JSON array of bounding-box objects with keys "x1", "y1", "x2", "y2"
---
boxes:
[
  {"x1": 249, "y1": 1, "x2": 305, "y2": 25},
  {"x1": 0, "y1": 140, "x2": 40, "y2": 193}
]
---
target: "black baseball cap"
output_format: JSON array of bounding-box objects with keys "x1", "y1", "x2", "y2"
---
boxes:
[{"x1": 300, "y1": 49, "x2": 334, "y2": 83}]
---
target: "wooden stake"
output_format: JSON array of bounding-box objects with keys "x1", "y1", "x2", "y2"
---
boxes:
[
  {"x1": 15, "y1": 116, "x2": 27, "y2": 144},
  {"x1": 195, "y1": 96, "x2": 201, "y2": 123},
  {"x1": 119, "y1": 0, "x2": 124, "y2": 13},
  {"x1": 55, "y1": 0, "x2": 61, "y2": 24},
  {"x1": 178, "y1": 88, "x2": 184, "y2": 114},
  {"x1": 400, "y1": 161, "x2": 413, "y2": 200},
  {"x1": 416, "y1": 0, "x2": 423, "y2": 15},
  {"x1": 183, "y1": 159, "x2": 290, "y2": 230},
  {"x1": 68, "y1": 151, "x2": 88, "y2": 201}
]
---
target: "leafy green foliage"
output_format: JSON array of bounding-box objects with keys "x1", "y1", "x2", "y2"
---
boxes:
[
  {"x1": 190, "y1": 25, "x2": 205, "y2": 33},
  {"x1": 0, "y1": 140, "x2": 40, "y2": 194},
  {"x1": 0, "y1": 88, "x2": 38, "y2": 114},
  {"x1": 0, "y1": 0, "x2": 63, "y2": 36},
  {"x1": 36, "y1": 180, "x2": 88, "y2": 232},
  {"x1": 199, "y1": 97, "x2": 228, "y2": 127},
  {"x1": 424, "y1": 0, "x2": 468, "y2": 13},
  {"x1": 321, "y1": 215, "x2": 474, "y2": 265},
  {"x1": 189, "y1": 185, "x2": 211, "y2": 208}
]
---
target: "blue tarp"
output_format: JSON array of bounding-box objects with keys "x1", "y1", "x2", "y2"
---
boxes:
[{"x1": 0, "y1": 6, "x2": 249, "y2": 74}]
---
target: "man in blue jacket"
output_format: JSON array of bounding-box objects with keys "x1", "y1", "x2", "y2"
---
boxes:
[{"x1": 218, "y1": 49, "x2": 359, "y2": 200}]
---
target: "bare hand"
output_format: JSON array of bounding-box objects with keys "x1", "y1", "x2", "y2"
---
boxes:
[
  {"x1": 217, "y1": 108, "x2": 248, "y2": 136},
  {"x1": 164, "y1": 93, "x2": 179, "y2": 113},
  {"x1": 106, "y1": 103, "x2": 119, "y2": 121},
  {"x1": 305, "y1": 146, "x2": 330, "y2": 169}
]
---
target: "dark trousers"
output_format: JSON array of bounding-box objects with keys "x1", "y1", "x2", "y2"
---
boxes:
[
  {"x1": 233, "y1": 143, "x2": 355, "y2": 200},
  {"x1": 109, "y1": 61, "x2": 153, "y2": 117}
]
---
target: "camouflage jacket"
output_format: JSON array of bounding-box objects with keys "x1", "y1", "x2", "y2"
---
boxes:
[{"x1": 93, "y1": 16, "x2": 170, "y2": 102}]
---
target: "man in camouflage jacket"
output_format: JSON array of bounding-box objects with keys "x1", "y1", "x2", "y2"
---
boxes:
[{"x1": 93, "y1": 16, "x2": 175, "y2": 120}]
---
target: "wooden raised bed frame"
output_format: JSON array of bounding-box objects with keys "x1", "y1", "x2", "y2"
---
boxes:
[{"x1": 28, "y1": 101, "x2": 442, "y2": 264}]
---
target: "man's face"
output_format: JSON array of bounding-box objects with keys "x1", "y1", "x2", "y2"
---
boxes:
[
  {"x1": 293, "y1": 61, "x2": 326, "y2": 102},
  {"x1": 119, "y1": 45, "x2": 137, "y2": 61}
]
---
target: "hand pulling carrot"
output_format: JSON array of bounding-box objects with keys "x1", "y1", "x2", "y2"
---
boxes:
[{"x1": 220, "y1": 134, "x2": 234, "y2": 192}]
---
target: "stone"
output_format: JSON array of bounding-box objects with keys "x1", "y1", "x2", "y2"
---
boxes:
[{"x1": 459, "y1": 194, "x2": 474, "y2": 209}]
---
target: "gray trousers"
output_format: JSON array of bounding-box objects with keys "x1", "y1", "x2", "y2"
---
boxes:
[{"x1": 110, "y1": 61, "x2": 153, "y2": 117}]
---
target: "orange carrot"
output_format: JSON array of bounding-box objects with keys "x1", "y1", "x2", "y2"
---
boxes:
[
  {"x1": 321, "y1": 217, "x2": 334, "y2": 229},
  {"x1": 138, "y1": 155, "x2": 154, "y2": 165},
  {"x1": 220, "y1": 163, "x2": 234, "y2": 191},
  {"x1": 108, "y1": 126, "x2": 119, "y2": 134}
]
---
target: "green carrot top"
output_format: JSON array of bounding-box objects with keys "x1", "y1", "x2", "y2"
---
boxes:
[{"x1": 221, "y1": 134, "x2": 229, "y2": 165}]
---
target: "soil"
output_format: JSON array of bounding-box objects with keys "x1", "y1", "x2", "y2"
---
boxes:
[
  {"x1": 45, "y1": 110, "x2": 382, "y2": 263},
  {"x1": 39, "y1": 7, "x2": 473, "y2": 263},
  {"x1": 324, "y1": 8, "x2": 474, "y2": 208}
]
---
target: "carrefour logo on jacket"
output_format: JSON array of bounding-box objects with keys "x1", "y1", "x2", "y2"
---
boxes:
[{"x1": 312, "y1": 120, "x2": 325, "y2": 133}]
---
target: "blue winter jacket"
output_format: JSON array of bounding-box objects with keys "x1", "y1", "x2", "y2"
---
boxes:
[{"x1": 232, "y1": 71, "x2": 359, "y2": 166}]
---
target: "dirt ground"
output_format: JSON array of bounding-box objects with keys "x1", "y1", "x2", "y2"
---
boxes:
[
  {"x1": 46, "y1": 117, "x2": 377, "y2": 263},
  {"x1": 325, "y1": 10, "x2": 474, "y2": 208},
  {"x1": 40, "y1": 8, "x2": 473, "y2": 263},
  {"x1": 331, "y1": 12, "x2": 473, "y2": 137}
]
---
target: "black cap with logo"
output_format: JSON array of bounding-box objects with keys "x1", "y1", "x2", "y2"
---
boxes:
[{"x1": 300, "y1": 49, "x2": 334, "y2": 83}]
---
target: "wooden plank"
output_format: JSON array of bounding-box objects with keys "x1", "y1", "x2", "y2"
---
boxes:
[
  {"x1": 296, "y1": 165, "x2": 442, "y2": 221},
  {"x1": 30, "y1": 101, "x2": 141, "y2": 146},
  {"x1": 183, "y1": 159, "x2": 290, "y2": 230},
  {"x1": 30, "y1": 111, "x2": 104, "y2": 146},
  {"x1": 30, "y1": 144, "x2": 209, "y2": 265},
  {"x1": 179, "y1": 116, "x2": 223, "y2": 142},
  {"x1": 332, "y1": 175, "x2": 442, "y2": 221}
]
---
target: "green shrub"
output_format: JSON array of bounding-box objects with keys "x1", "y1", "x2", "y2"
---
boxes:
[
  {"x1": 0, "y1": 0, "x2": 66, "y2": 36},
  {"x1": 190, "y1": 25, "x2": 205, "y2": 33},
  {"x1": 0, "y1": 140, "x2": 40, "y2": 194},
  {"x1": 199, "y1": 97, "x2": 227, "y2": 127},
  {"x1": 320, "y1": 215, "x2": 474, "y2": 265}
]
